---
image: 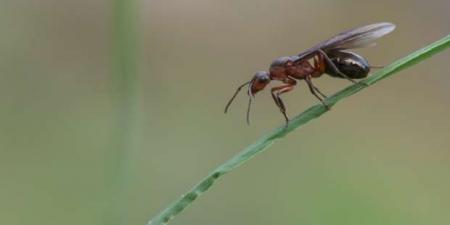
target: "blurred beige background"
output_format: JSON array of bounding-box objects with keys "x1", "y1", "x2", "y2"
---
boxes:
[{"x1": 1, "y1": 0, "x2": 450, "y2": 225}]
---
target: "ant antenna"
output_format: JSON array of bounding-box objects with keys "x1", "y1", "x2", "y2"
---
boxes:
[
  {"x1": 246, "y1": 96, "x2": 253, "y2": 125},
  {"x1": 224, "y1": 80, "x2": 251, "y2": 113}
]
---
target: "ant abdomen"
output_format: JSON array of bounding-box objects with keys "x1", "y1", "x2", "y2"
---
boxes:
[{"x1": 325, "y1": 50, "x2": 370, "y2": 79}]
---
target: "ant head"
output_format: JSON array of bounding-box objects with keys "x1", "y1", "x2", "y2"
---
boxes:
[
  {"x1": 249, "y1": 71, "x2": 271, "y2": 97},
  {"x1": 224, "y1": 71, "x2": 271, "y2": 125}
]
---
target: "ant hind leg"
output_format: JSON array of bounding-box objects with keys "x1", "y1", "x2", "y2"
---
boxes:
[
  {"x1": 370, "y1": 65, "x2": 384, "y2": 69},
  {"x1": 317, "y1": 49, "x2": 358, "y2": 84}
]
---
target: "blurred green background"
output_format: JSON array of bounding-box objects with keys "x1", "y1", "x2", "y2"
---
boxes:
[{"x1": 1, "y1": 0, "x2": 450, "y2": 225}]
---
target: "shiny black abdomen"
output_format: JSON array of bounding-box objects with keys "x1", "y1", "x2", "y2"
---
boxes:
[{"x1": 325, "y1": 50, "x2": 370, "y2": 79}]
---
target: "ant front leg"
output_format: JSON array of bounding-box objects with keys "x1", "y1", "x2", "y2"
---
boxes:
[
  {"x1": 317, "y1": 49, "x2": 358, "y2": 84},
  {"x1": 271, "y1": 79, "x2": 297, "y2": 126},
  {"x1": 305, "y1": 75, "x2": 330, "y2": 110}
]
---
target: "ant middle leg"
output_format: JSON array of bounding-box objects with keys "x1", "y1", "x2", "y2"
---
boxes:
[
  {"x1": 305, "y1": 75, "x2": 330, "y2": 109},
  {"x1": 312, "y1": 85, "x2": 328, "y2": 99},
  {"x1": 310, "y1": 56, "x2": 329, "y2": 99}
]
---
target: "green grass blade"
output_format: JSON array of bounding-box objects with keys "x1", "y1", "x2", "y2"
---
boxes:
[
  {"x1": 147, "y1": 34, "x2": 450, "y2": 225},
  {"x1": 106, "y1": 0, "x2": 138, "y2": 225}
]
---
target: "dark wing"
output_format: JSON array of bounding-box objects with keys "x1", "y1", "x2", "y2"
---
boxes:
[{"x1": 297, "y1": 22, "x2": 395, "y2": 59}]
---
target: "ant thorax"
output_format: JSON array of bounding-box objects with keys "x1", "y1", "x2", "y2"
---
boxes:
[
  {"x1": 269, "y1": 56, "x2": 292, "y2": 68},
  {"x1": 269, "y1": 56, "x2": 304, "y2": 69},
  {"x1": 269, "y1": 55, "x2": 315, "y2": 80}
]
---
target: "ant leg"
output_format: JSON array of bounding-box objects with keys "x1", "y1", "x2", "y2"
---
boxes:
[
  {"x1": 271, "y1": 81, "x2": 297, "y2": 125},
  {"x1": 305, "y1": 76, "x2": 330, "y2": 109},
  {"x1": 312, "y1": 53, "x2": 326, "y2": 77},
  {"x1": 317, "y1": 49, "x2": 358, "y2": 84},
  {"x1": 309, "y1": 70, "x2": 328, "y2": 98},
  {"x1": 271, "y1": 92, "x2": 289, "y2": 124},
  {"x1": 313, "y1": 85, "x2": 328, "y2": 99},
  {"x1": 270, "y1": 91, "x2": 284, "y2": 116},
  {"x1": 308, "y1": 59, "x2": 328, "y2": 99}
]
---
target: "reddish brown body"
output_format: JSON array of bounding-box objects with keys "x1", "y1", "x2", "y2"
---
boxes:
[
  {"x1": 250, "y1": 54, "x2": 326, "y2": 95},
  {"x1": 270, "y1": 55, "x2": 324, "y2": 80}
]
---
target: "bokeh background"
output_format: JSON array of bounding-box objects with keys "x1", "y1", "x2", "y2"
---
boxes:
[{"x1": 1, "y1": 0, "x2": 450, "y2": 225}]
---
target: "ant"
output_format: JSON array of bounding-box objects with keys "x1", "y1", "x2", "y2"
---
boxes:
[{"x1": 224, "y1": 22, "x2": 395, "y2": 125}]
